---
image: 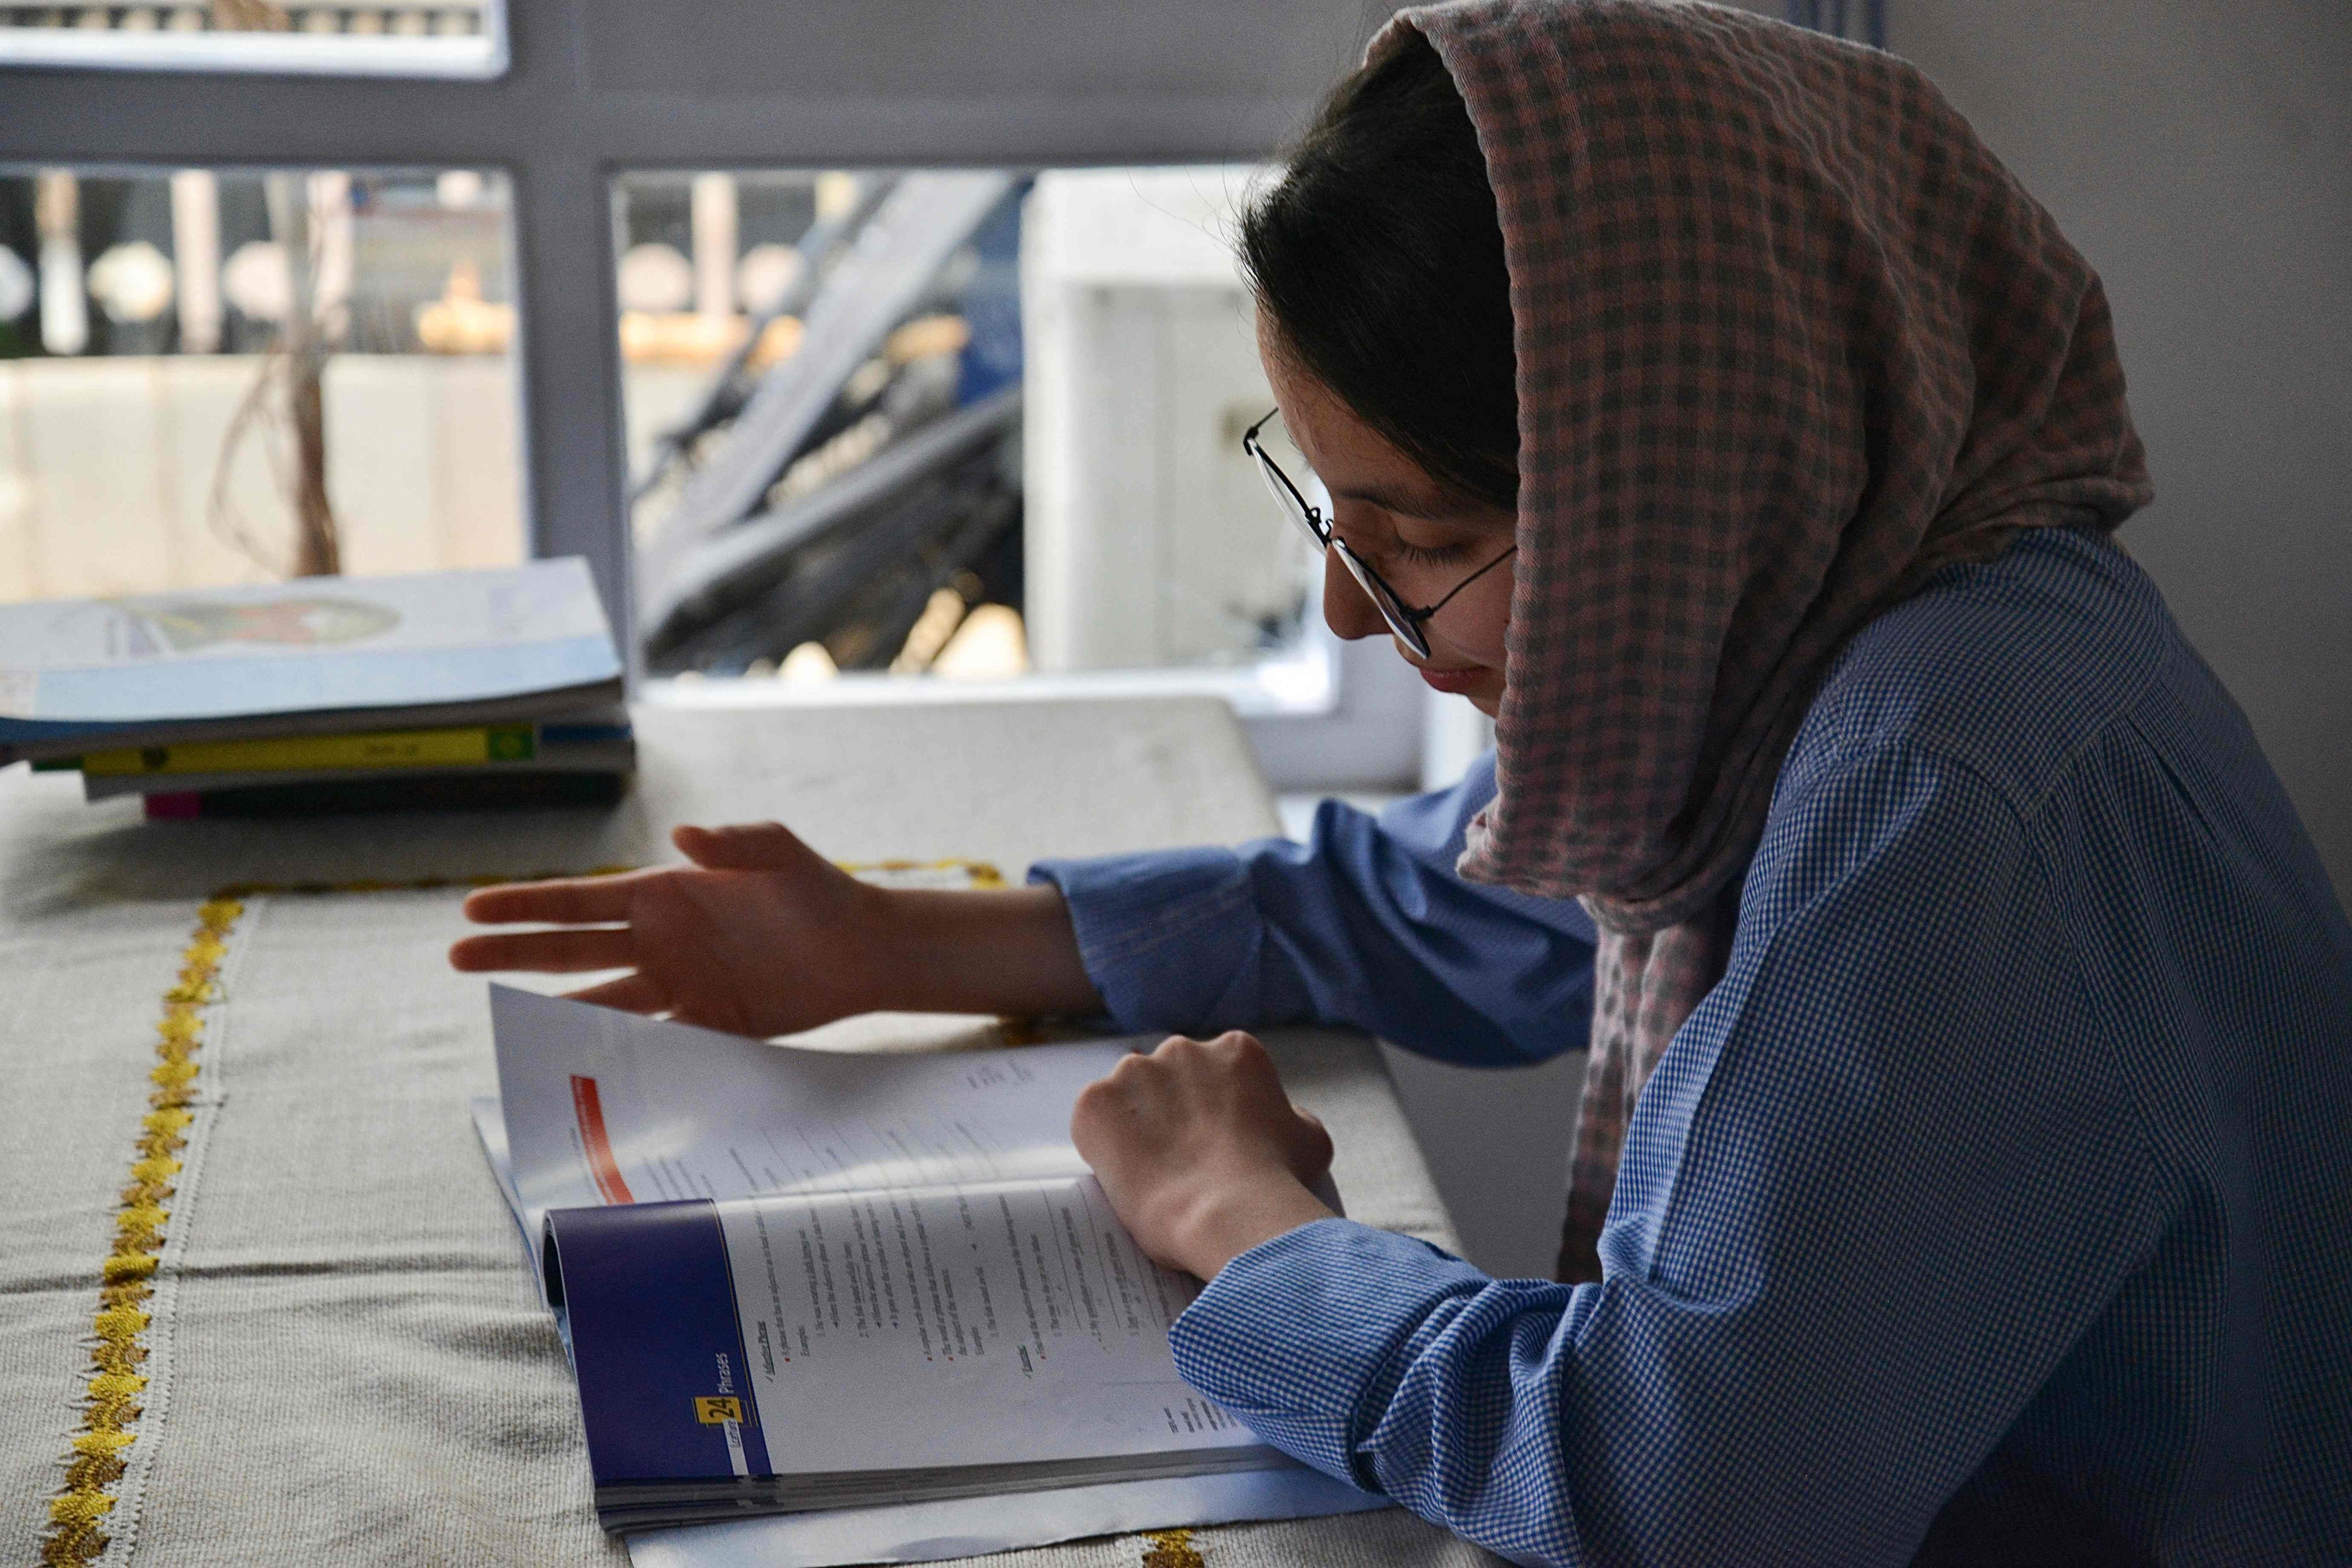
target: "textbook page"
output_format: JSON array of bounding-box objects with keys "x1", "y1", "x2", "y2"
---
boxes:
[
  {"x1": 489, "y1": 984, "x2": 1142, "y2": 1252},
  {"x1": 550, "y1": 1180, "x2": 1266, "y2": 1491},
  {"x1": 714, "y1": 1176, "x2": 1248, "y2": 1473}
]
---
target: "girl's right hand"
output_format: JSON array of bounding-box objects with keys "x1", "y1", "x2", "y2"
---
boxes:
[
  {"x1": 449, "y1": 822, "x2": 900, "y2": 1037},
  {"x1": 447, "y1": 821, "x2": 1102, "y2": 1037}
]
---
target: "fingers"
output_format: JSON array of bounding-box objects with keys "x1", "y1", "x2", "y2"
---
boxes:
[
  {"x1": 1149, "y1": 1033, "x2": 1332, "y2": 1175},
  {"x1": 563, "y1": 972, "x2": 668, "y2": 1014},
  {"x1": 1288, "y1": 1102, "x2": 1337, "y2": 1174},
  {"x1": 1069, "y1": 1076, "x2": 1123, "y2": 1157},
  {"x1": 1077, "y1": 1053, "x2": 1165, "y2": 1129},
  {"x1": 673, "y1": 821, "x2": 816, "y2": 873},
  {"x1": 461, "y1": 872, "x2": 643, "y2": 926},
  {"x1": 447, "y1": 926, "x2": 635, "y2": 974},
  {"x1": 1142, "y1": 1030, "x2": 1256, "y2": 1065},
  {"x1": 1130, "y1": 1030, "x2": 1279, "y2": 1084}
]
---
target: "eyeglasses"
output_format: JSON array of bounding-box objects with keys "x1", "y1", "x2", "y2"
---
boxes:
[{"x1": 1241, "y1": 408, "x2": 1514, "y2": 661}]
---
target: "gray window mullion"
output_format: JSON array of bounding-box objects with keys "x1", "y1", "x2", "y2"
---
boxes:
[{"x1": 508, "y1": 148, "x2": 636, "y2": 668}]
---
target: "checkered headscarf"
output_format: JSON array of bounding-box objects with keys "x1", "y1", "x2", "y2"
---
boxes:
[{"x1": 1377, "y1": 0, "x2": 2152, "y2": 1280}]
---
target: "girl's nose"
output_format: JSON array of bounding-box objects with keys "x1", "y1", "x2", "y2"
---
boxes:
[{"x1": 1320, "y1": 551, "x2": 1389, "y2": 642}]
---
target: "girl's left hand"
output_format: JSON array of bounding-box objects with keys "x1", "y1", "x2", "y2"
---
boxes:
[{"x1": 1070, "y1": 1031, "x2": 1338, "y2": 1280}]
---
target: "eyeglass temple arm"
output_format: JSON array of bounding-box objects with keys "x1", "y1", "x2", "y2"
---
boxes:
[
  {"x1": 1245, "y1": 415, "x2": 1324, "y2": 526},
  {"x1": 1241, "y1": 408, "x2": 1277, "y2": 455},
  {"x1": 1413, "y1": 543, "x2": 1519, "y2": 621}
]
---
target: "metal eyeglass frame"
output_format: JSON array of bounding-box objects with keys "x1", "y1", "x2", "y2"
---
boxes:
[{"x1": 1241, "y1": 408, "x2": 1515, "y2": 661}]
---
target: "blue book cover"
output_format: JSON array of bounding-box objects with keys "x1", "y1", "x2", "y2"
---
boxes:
[{"x1": 546, "y1": 1200, "x2": 774, "y2": 1486}]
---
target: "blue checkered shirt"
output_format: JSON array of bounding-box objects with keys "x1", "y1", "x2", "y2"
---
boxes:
[{"x1": 1032, "y1": 529, "x2": 2352, "y2": 1565}]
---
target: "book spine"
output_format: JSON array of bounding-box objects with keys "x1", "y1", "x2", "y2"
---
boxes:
[
  {"x1": 85, "y1": 724, "x2": 539, "y2": 779},
  {"x1": 138, "y1": 771, "x2": 626, "y2": 818}
]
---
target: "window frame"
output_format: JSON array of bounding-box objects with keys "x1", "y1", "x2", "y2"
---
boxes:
[
  {"x1": 0, "y1": 0, "x2": 1425, "y2": 790},
  {"x1": 0, "y1": 3, "x2": 509, "y2": 81}
]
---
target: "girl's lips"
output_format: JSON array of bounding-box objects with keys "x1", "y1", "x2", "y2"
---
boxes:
[{"x1": 1415, "y1": 663, "x2": 1489, "y2": 696}]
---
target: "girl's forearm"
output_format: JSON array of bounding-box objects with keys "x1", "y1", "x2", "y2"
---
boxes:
[{"x1": 883, "y1": 885, "x2": 1106, "y2": 1020}]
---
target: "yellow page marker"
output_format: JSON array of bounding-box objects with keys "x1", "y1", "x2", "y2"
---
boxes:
[{"x1": 82, "y1": 725, "x2": 535, "y2": 778}]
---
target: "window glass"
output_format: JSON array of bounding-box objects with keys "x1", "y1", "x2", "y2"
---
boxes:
[
  {"x1": 617, "y1": 166, "x2": 1322, "y2": 688},
  {"x1": 0, "y1": 3, "x2": 504, "y2": 78},
  {"x1": 0, "y1": 164, "x2": 523, "y2": 601}
]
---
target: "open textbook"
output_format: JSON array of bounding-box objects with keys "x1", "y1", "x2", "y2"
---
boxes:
[{"x1": 476, "y1": 985, "x2": 1365, "y2": 1538}]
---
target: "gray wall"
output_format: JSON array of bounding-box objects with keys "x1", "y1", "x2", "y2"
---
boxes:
[{"x1": 1897, "y1": 2, "x2": 2352, "y2": 897}]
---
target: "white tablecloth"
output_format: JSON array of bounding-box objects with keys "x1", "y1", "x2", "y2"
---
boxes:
[{"x1": 1, "y1": 695, "x2": 1493, "y2": 1567}]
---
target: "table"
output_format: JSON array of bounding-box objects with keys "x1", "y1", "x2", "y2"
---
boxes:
[{"x1": 0, "y1": 696, "x2": 1498, "y2": 1567}]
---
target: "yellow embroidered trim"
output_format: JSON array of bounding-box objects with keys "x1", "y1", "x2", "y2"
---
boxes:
[
  {"x1": 42, "y1": 894, "x2": 240, "y2": 1567},
  {"x1": 1141, "y1": 1528, "x2": 1208, "y2": 1567},
  {"x1": 41, "y1": 857, "x2": 1012, "y2": 1563},
  {"x1": 40, "y1": 866, "x2": 636, "y2": 1567},
  {"x1": 843, "y1": 858, "x2": 1007, "y2": 888}
]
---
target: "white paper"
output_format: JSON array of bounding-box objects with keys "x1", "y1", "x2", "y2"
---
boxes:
[
  {"x1": 489, "y1": 984, "x2": 1137, "y2": 1255},
  {"x1": 712, "y1": 1177, "x2": 1255, "y2": 1476},
  {"x1": 625, "y1": 1467, "x2": 1391, "y2": 1568}
]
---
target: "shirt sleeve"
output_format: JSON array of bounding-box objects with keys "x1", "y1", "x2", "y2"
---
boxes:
[
  {"x1": 1166, "y1": 738, "x2": 2173, "y2": 1566},
  {"x1": 1028, "y1": 755, "x2": 1598, "y2": 1066}
]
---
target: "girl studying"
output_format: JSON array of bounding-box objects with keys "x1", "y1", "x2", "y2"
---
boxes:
[{"x1": 453, "y1": 3, "x2": 2352, "y2": 1561}]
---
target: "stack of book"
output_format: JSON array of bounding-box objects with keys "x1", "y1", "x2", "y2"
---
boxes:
[{"x1": 0, "y1": 560, "x2": 632, "y2": 817}]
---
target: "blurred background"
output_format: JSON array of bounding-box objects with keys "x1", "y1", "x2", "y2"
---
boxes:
[{"x1": 0, "y1": 160, "x2": 1319, "y2": 683}]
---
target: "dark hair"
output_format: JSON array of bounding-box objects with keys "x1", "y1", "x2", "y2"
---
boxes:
[{"x1": 1239, "y1": 32, "x2": 1519, "y2": 511}]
